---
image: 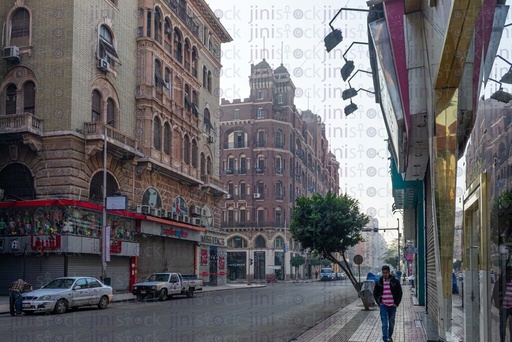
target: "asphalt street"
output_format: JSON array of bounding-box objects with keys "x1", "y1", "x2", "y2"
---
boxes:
[{"x1": 1, "y1": 280, "x2": 358, "y2": 342}]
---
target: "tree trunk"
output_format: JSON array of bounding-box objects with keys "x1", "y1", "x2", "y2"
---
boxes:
[{"x1": 324, "y1": 251, "x2": 371, "y2": 311}]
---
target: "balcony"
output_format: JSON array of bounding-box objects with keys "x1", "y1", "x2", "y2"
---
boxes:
[
  {"x1": 200, "y1": 174, "x2": 226, "y2": 194},
  {"x1": 255, "y1": 167, "x2": 265, "y2": 174},
  {"x1": 84, "y1": 122, "x2": 143, "y2": 159},
  {"x1": 0, "y1": 113, "x2": 43, "y2": 136},
  {"x1": 255, "y1": 140, "x2": 266, "y2": 148},
  {"x1": 224, "y1": 142, "x2": 248, "y2": 149},
  {"x1": 164, "y1": 0, "x2": 200, "y2": 40},
  {"x1": 221, "y1": 220, "x2": 284, "y2": 228}
]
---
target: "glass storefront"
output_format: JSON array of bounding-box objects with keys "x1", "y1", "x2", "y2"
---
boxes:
[{"x1": 227, "y1": 251, "x2": 246, "y2": 280}]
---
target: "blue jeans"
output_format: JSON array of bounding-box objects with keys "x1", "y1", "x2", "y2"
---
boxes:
[
  {"x1": 379, "y1": 304, "x2": 397, "y2": 341},
  {"x1": 9, "y1": 291, "x2": 22, "y2": 315},
  {"x1": 499, "y1": 307, "x2": 512, "y2": 342}
]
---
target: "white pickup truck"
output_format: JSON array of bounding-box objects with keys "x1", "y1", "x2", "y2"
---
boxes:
[{"x1": 132, "y1": 272, "x2": 203, "y2": 301}]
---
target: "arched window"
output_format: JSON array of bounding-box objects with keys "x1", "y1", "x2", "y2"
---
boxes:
[
  {"x1": 257, "y1": 108, "x2": 264, "y2": 119},
  {"x1": 207, "y1": 70, "x2": 212, "y2": 92},
  {"x1": 276, "y1": 181, "x2": 283, "y2": 199},
  {"x1": 257, "y1": 130, "x2": 265, "y2": 147},
  {"x1": 163, "y1": 123, "x2": 171, "y2": 155},
  {"x1": 204, "y1": 108, "x2": 213, "y2": 131},
  {"x1": 154, "y1": 7, "x2": 162, "y2": 43},
  {"x1": 203, "y1": 66, "x2": 207, "y2": 86},
  {"x1": 192, "y1": 47, "x2": 198, "y2": 77},
  {"x1": 255, "y1": 236, "x2": 266, "y2": 248},
  {"x1": 275, "y1": 207, "x2": 283, "y2": 227},
  {"x1": 98, "y1": 25, "x2": 119, "y2": 66},
  {"x1": 191, "y1": 139, "x2": 198, "y2": 168},
  {"x1": 106, "y1": 98, "x2": 115, "y2": 127},
  {"x1": 274, "y1": 236, "x2": 284, "y2": 249},
  {"x1": 146, "y1": 11, "x2": 152, "y2": 37},
  {"x1": 239, "y1": 154, "x2": 247, "y2": 174},
  {"x1": 226, "y1": 154, "x2": 235, "y2": 173},
  {"x1": 153, "y1": 116, "x2": 161, "y2": 150},
  {"x1": 239, "y1": 181, "x2": 246, "y2": 199},
  {"x1": 206, "y1": 156, "x2": 212, "y2": 175},
  {"x1": 183, "y1": 134, "x2": 190, "y2": 164},
  {"x1": 275, "y1": 129, "x2": 283, "y2": 148},
  {"x1": 256, "y1": 207, "x2": 265, "y2": 226},
  {"x1": 154, "y1": 59, "x2": 164, "y2": 89},
  {"x1": 200, "y1": 152, "x2": 206, "y2": 175},
  {"x1": 184, "y1": 39, "x2": 191, "y2": 71},
  {"x1": 275, "y1": 155, "x2": 283, "y2": 174},
  {"x1": 89, "y1": 171, "x2": 119, "y2": 204},
  {"x1": 239, "y1": 206, "x2": 246, "y2": 223},
  {"x1": 227, "y1": 182, "x2": 234, "y2": 195},
  {"x1": 10, "y1": 8, "x2": 30, "y2": 47},
  {"x1": 228, "y1": 236, "x2": 248, "y2": 248},
  {"x1": 0, "y1": 163, "x2": 35, "y2": 200},
  {"x1": 91, "y1": 90, "x2": 101, "y2": 121},
  {"x1": 173, "y1": 28, "x2": 182, "y2": 63},
  {"x1": 256, "y1": 181, "x2": 264, "y2": 197},
  {"x1": 23, "y1": 81, "x2": 35, "y2": 114}
]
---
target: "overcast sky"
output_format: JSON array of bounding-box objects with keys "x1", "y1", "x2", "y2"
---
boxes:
[{"x1": 206, "y1": 0, "x2": 512, "y2": 239}]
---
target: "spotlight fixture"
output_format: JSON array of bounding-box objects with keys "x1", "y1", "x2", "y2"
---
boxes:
[
  {"x1": 347, "y1": 69, "x2": 373, "y2": 84},
  {"x1": 342, "y1": 86, "x2": 375, "y2": 100},
  {"x1": 495, "y1": 55, "x2": 512, "y2": 84},
  {"x1": 489, "y1": 77, "x2": 512, "y2": 103},
  {"x1": 325, "y1": 8, "x2": 369, "y2": 53},
  {"x1": 340, "y1": 42, "x2": 369, "y2": 81},
  {"x1": 344, "y1": 101, "x2": 358, "y2": 116}
]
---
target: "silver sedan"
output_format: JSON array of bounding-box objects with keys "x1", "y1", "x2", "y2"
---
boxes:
[{"x1": 22, "y1": 277, "x2": 114, "y2": 314}]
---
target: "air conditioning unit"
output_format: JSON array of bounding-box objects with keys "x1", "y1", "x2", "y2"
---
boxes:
[
  {"x1": 225, "y1": 169, "x2": 233, "y2": 174},
  {"x1": 255, "y1": 168, "x2": 264, "y2": 173},
  {"x1": 191, "y1": 205, "x2": 202, "y2": 217},
  {"x1": 160, "y1": 209, "x2": 168, "y2": 218},
  {"x1": 97, "y1": 59, "x2": 111, "y2": 72},
  {"x1": 253, "y1": 193, "x2": 261, "y2": 199},
  {"x1": 150, "y1": 208, "x2": 162, "y2": 217},
  {"x1": 136, "y1": 205, "x2": 150, "y2": 214},
  {"x1": 224, "y1": 194, "x2": 232, "y2": 200},
  {"x1": 3, "y1": 46, "x2": 20, "y2": 62},
  {"x1": 207, "y1": 136, "x2": 215, "y2": 143},
  {"x1": 192, "y1": 218, "x2": 202, "y2": 226}
]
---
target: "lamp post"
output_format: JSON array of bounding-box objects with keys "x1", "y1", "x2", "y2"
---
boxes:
[{"x1": 102, "y1": 124, "x2": 108, "y2": 283}]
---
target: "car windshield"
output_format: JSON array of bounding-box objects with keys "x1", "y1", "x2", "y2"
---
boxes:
[
  {"x1": 321, "y1": 268, "x2": 332, "y2": 274},
  {"x1": 148, "y1": 274, "x2": 169, "y2": 282},
  {"x1": 42, "y1": 279, "x2": 75, "y2": 289}
]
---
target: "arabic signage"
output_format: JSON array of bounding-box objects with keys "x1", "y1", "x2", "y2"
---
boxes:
[{"x1": 201, "y1": 249, "x2": 208, "y2": 265}]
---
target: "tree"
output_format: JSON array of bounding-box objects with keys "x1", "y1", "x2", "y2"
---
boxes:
[
  {"x1": 382, "y1": 238, "x2": 400, "y2": 270},
  {"x1": 290, "y1": 255, "x2": 306, "y2": 279},
  {"x1": 321, "y1": 259, "x2": 331, "y2": 267},
  {"x1": 310, "y1": 258, "x2": 322, "y2": 267},
  {"x1": 290, "y1": 192, "x2": 371, "y2": 309}
]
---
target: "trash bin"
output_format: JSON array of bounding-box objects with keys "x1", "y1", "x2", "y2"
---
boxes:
[
  {"x1": 359, "y1": 280, "x2": 376, "y2": 306},
  {"x1": 104, "y1": 277, "x2": 111, "y2": 286}
]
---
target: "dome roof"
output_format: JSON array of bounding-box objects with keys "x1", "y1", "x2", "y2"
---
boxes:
[{"x1": 274, "y1": 63, "x2": 288, "y2": 74}]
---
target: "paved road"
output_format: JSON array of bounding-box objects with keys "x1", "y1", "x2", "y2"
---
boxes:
[{"x1": 2, "y1": 280, "x2": 358, "y2": 342}]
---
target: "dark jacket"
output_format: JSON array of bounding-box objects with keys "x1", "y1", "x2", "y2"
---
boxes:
[
  {"x1": 492, "y1": 276, "x2": 511, "y2": 309},
  {"x1": 373, "y1": 275, "x2": 403, "y2": 306}
]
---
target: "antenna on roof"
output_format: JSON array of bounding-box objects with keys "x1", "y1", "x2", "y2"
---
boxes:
[
  {"x1": 281, "y1": 41, "x2": 283, "y2": 65},
  {"x1": 262, "y1": 37, "x2": 266, "y2": 60}
]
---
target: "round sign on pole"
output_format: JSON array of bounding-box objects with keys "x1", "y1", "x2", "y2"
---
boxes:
[{"x1": 353, "y1": 254, "x2": 364, "y2": 265}]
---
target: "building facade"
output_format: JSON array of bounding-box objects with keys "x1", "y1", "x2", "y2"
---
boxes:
[
  {"x1": 0, "y1": 0, "x2": 231, "y2": 293},
  {"x1": 219, "y1": 60, "x2": 340, "y2": 281}
]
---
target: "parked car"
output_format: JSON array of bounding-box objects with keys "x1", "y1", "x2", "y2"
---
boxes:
[
  {"x1": 320, "y1": 268, "x2": 336, "y2": 281},
  {"x1": 132, "y1": 272, "x2": 203, "y2": 301},
  {"x1": 22, "y1": 277, "x2": 113, "y2": 315}
]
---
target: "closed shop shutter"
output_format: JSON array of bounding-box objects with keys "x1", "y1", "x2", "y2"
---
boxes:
[
  {"x1": 0, "y1": 255, "x2": 65, "y2": 295},
  {"x1": 67, "y1": 255, "x2": 130, "y2": 292},
  {"x1": 167, "y1": 239, "x2": 194, "y2": 274},
  {"x1": 425, "y1": 168, "x2": 438, "y2": 327}
]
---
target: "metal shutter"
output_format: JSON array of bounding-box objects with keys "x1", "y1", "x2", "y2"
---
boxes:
[
  {"x1": 67, "y1": 255, "x2": 130, "y2": 292},
  {"x1": 167, "y1": 239, "x2": 194, "y2": 274},
  {"x1": 425, "y1": 168, "x2": 438, "y2": 326}
]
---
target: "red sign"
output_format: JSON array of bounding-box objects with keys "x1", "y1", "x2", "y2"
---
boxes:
[
  {"x1": 161, "y1": 227, "x2": 189, "y2": 239},
  {"x1": 218, "y1": 256, "x2": 225, "y2": 270},
  {"x1": 200, "y1": 249, "x2": 208, "y2": 265},
  {"x1": 111, "y1": 240, "x2": 122, "y2": 254},
  {"x1": 31, "y1": 235, "x2": 61, "y2": 252}
]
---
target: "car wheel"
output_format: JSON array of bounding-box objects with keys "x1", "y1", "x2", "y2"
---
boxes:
[
  {"x1": 158, "y1": 288, "x2": 168, "y2": 301},
  {"x1": 98, "y1": 295, "x2": 109, "y2": 309},
  {"x1": 186, "y1": 289, "x2": 194, "y2": 298},
  {"x1": 54, "y1": 299, "x2": 68, "y2": 314}
]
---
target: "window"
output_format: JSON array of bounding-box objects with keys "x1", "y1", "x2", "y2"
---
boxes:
[
  {"x1": 274, "y1": 237, "x2": 284, "y2": 248},
  {"x1": 98, "y1": 25, "x2": 120, "y2": 66},
  {"x1": 203, "y1": 66, "x2": 207, "y2": 86},
  {"x1": 227, "y1": 182, "x2": 234, "y2": 195},
  {"x1": 9, "y1": 8, "x2": 30, "y2": 47},
  {"x1": 276, "y1": 208, "x2": 282, "y2": 226},
  {"x1": 155, "y1": 59, "x2": 165, "y2": 90},
  {"x1": 275, "y1": 129, "x2": 283, "y2": 148},
  {"x1": 204, "y1": 108, "x2": 213, "y2": 131},
  {"x1": 276, "y1": 182, "x2": 283, "y2": 199},
  {"x1": 257, "y1": 108, "x2": 264, "y2": 119},
  {"x1": 257, "y1": 130, "x2": 265, "y2": 147},
  {"x1": 276, "y1": 156, "x2": 282, "y2": 174},
  {"x1": 257, "y1": 155, "x2": 265, "y2": 170},
  {"x1": 87, "y1": 278, "x2": 101, "y2": 288},
  {"x1": 207, "y1": 71, "x2": 212, "y2": 92},
  {"x1": 146, "y1": 11, "x2": 152, "y2": 37},
  {"x1": 228, "y1": 236, "x2": 248, "y2": 248},
  {"x1": 255, "y1": 236, "x2": 266, "y2": 248},
  {"x1": 256, "y1": 181, "x2": 264, "y2": 195},
  {"x1": 183, "y1": 135, "x2": 190, "y2": 164},
  {"x1": 106, "y1": 98, "x2": 115, "y2": 126},
  {"x1": 154, "y1": 7, "x2": 162, "y2": 43},
  {"x1": 191, "y1": 140, "x2": 198, "y2": 168},
  {"x1": 239, "y1": 181, "x2": 246, "y2": 199},
  {"x1": 206, "y1": 156, "x2": 212, "y2": 175},
  {"x1": 239, "y1": 155, "x2": 247, "y2": 174},
  {"x1": 234, "y1": 109, "x2": 240, "y2": 119},
  {"x1": 153, "y1": 117, "x2": 161, "y2": 150},
  {"x1": 23, "y1": 81, "x2": 35, "y2": 114},
  {"x1": 227, "y1": 155, "x2": 235, "y2": 172},
  {"x1": 227, "y1": 208, "x2": 234, "y2": 224},
  {"x1": 239, "y1": 207, "x2": 246, "y2": 222},
  {"x1": 91, "y1": 90, "x2": 101, "y2": 122},
  {"x1": 258, "y1": 90, "x2": 263, "y2": 100},
  {"x1": 277, "y1": 94, "x2": 283, "y2": 104},
  {"x1": 163, "y1": 123, "x2": 171, "y2": 155},
  {"x1": 257, "y1": 208, "x2": 264, "y2": 225}
]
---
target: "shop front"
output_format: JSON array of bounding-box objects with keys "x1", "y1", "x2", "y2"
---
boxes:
[
  {"x1": 138, "y1": 216, "x2": 204, "y2": 281},
  {"x1": 0, "y1": 200, "x2": 141, "y2": 294},
  {"x1": 227, "y1": 252, "x2": 247, "y2": 281},
  {"x1": 199, "y1": 232, "x2": 227, "y2": 286}
]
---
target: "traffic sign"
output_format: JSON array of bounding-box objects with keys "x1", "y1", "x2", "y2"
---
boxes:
[{"x1": 353, "y1": 254, "x2": 364, "y2": 265}]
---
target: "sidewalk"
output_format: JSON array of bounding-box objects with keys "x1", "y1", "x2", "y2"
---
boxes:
[
  {"x1": 293, "y1": 285, "x2": 428, "y2": 342},
  {"x1": 0, "y1": 282, "x2": 267, "y2": 315}
]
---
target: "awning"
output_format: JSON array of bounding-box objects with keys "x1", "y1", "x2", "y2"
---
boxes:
[{"x1": 100, "y1": 40, "x2": 121, "y2": 65}]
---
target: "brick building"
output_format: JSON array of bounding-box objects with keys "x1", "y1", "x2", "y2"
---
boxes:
[
  {"x1": 219, "y1": 60, "x2": 340, "y2": 281},
  {"x1": 0, "y1": 0, "x2": 231, "y2": 293}
]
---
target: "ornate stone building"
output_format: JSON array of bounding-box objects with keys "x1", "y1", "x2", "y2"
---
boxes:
[
  {"x1": 219, "y1": 60, "x2": 340, "y2": 281},
  {"x1": 0, "y1": 0, "x2": 231, "y2": 293}
]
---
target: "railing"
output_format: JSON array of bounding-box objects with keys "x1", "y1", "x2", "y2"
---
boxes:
[
  {"x1": 200, "y1": 174, "x2": 224, "y2": 189},
  {"x1": 223, "y1": 142, "x2": 248, "y2": 149},
  {"x1": 255, "y1": 140, "x2": 266, "y2": 147},
  {"x1": 255, "y1": 167, "x2": 265, "y2": 174},
  {"x1": 163, "y1": 0, "x2": 200, "y2": 39},
  {"x1": 84, "y1": 122, "x2": 137, "y2": 150},
  {"x1": 0, "y1": 113, "x2": 43, "y2": 134},
  {"x1": 221, "y1": 221, "x2": 285, "y2": 228}
]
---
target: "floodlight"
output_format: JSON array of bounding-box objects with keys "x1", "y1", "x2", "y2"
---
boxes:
[
  {"x1": 324, "y1": 29, "x2": 343, "y2": 53},
  {"x1": 489, "y1": 77, "x2": 512, "y2": 103},
  {"x1": 344, "y1": 102, "x2": 358, "y2": 116},
  {"x1": 341, "y1": 42, "x2": 369, "y2": 81},
  {"x1": 496, "y1": 55, "x2": 512, "y2": 84},
  {"x1": 342, "y1": 88, "x2": 358, "y2": 100}
]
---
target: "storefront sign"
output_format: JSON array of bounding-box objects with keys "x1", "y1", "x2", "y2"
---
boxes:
[
  {"x1": 201, "y1": 235, "x2": 225, "y2": 246},
  {"x1": 200, "y1": 249, "x2": 208, "y2": 265},
  {"x1": 161, "y1": 227, "x2": 189, "y2": 239},
  {"x1": 218, "y1": 256, "x2": 225, "y2": 270},
  {"x1": 31, "y1": 234, "x2": 61, "y2": 252},
  {"x1": 111, "y1": 240, "x2": 122, "y2": 254}
]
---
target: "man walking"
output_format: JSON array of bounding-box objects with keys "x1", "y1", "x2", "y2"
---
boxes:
[
  {"x1": 373, "y1": 265, "x2": 403, "y2": 342},
  {"x1": 9, "y1": 278, "x2": 31, "y2": 316}
]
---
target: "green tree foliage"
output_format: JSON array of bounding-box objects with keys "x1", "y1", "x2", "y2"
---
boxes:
[
  {"x1": 290, "y1": 192, "x2": 371, "y2": 309},
  {"x1": 321, "y1": 259, "x2": 332, "y2": 267},
  {"x1": 382, "y1": 238, "x2": 400, "y2": 269},
  {"x1": 309, "y1": 258, "x2": 322, "y2": 266},
  {"x1": 290, "y1": 255, "x2": 306, "y2": 280}
]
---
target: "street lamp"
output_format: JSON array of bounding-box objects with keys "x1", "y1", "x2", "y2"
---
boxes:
[
  {"x1": 342, "y1": 85, "x2": 375, "y2": 101},
  {"x1": 344, "y1": 101, "x2": 358, "y2": 116},
  {"x1": 324, "y1": 8, "x2": 369, "y2": 53},
  {"x1": 489, "y1": 78, "x2": 512, "y2": 103}
]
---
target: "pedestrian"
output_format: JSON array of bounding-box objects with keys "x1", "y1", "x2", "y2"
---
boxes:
[
  {"x1": 492, "y1": 265, "x2": 512, "y2": 342},
  {"x1": 315, "y1": 271, "x2": 318, "y2": 280},
  {"x1": 373, "y1": 265, "x2": 403, "y2": 342},
  {"x1": 9, "y1": 278, "x2": 32, "y2": 316}
]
